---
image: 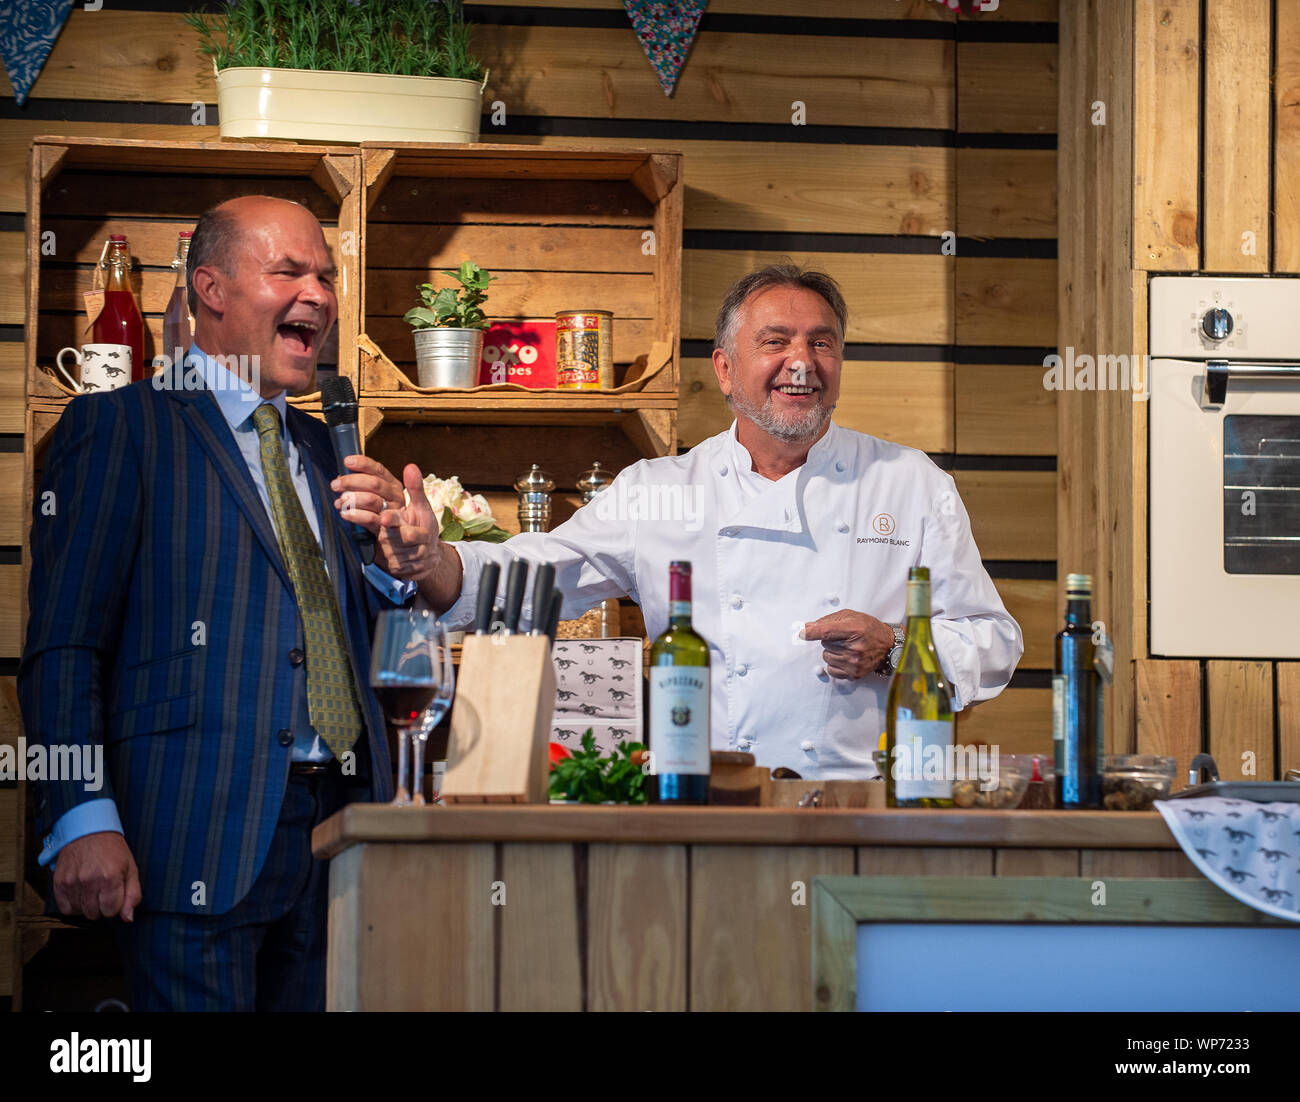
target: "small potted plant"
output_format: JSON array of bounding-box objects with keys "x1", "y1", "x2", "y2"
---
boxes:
[{"x1": 403, "y1": 260, "x2": 496, "y2": 388}]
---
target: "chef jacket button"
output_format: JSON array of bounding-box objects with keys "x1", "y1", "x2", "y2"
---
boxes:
[
  {"x1": 817, "y1": 669, "x2": 830, "y2": 682},
  {"x1": 737, "y1": 663, "x2": 749, "y2": 676},
  {"x1": 826, "y1": 594, "x2": 839, "y2": 606},
  {"x1": 719, "y1": 465, "x2": 729, "y2": 476},
  {"x1": 835, "y1": 461, "x2": 845, "y2": 473},
  {"x1": 800, "y1": 739, "x2": 815, "y2": 752},
  {"x1": 731, "y1": 595, "x2": 743, "y2": 610},
  {"x1": 737, "y1": 738, "x2": 752, "y2": 750},
  {"x1": 836, "y1": 520, "x2": 849, "y2": 534}
]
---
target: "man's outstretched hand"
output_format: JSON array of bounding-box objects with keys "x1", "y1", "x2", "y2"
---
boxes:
[
  {"x1": 53, "y1": 831, "x2": 141, "y2": 922},
  {"x1": 333, "y1": 457, "x2": 463, "y2": 610}
]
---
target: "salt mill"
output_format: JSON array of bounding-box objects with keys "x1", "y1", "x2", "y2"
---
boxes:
[
  {"x1": 514, "y1": 464, "x2": 556, "y2": 533},
  {"x1": 577, "y1": 460, "x2": 613, "y2": 505},
  {"x1": 578, "y1": 461, "x2": 616, "y2": 636}
]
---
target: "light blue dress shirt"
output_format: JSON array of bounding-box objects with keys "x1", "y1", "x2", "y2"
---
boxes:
[{"x1": 39, "y1": 347, "x2": 413, "y2": 867}]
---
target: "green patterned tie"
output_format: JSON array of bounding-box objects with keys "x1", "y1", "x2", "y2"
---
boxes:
[{"x1": 253, "y1": 403, "x2": 361, "y2": 759}]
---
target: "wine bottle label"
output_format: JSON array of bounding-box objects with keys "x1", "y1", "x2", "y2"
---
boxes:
[
  {"x1": 649, "y1": 669, "x2": 709, "y2": 776},
  {"x1": 1052, "y1": 674, "x2": 1066, "y2": 776},
  {"x1": 892, "y1": 717, "x2": 954, "y2": 800},
  {"x1": 668, "y1": 600, "x2": 690, "y2": 618}
]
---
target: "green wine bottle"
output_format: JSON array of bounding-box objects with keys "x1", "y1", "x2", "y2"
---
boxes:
[
  {"x1": 649, "y1": 561, "x2": 712, "y2": 804},
  {"x1": 885, "y1": 566, "x2": 955, "y2": 808}
]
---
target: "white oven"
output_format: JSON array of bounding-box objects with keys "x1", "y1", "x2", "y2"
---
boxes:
[{"x1": 1148, "y1": 276, "x2": 1300, "y2": 658}]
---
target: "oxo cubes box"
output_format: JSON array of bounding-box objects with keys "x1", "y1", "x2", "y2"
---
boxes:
[{"x1": 478, "y1": 321, "x2": 557, "y2": 387}]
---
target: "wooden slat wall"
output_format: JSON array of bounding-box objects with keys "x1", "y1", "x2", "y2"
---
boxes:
[
  {"x1": 1133, "y1": 0, "x2": 1200, "y2": 271},
  {"x1": 1275, "y1": 0, "x2": 1300, "y2": 272},
  {"x1": 1062, "y1": 1, "x2": 1297, "y2": 777},
  {"x1": 1202, "y1": 0, "x2": 1270, "y2": 272}
]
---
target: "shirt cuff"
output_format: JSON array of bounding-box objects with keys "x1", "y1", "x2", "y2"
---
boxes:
[
  {"x1": 363, "y1": 561, "x2": 416, "y2": 605},
  {"x1": 38, "y1": 798, "x2": 123, "y2": 869},
  {"x1": 441, "y1": 542, "x2": 483, "y2": 630}
]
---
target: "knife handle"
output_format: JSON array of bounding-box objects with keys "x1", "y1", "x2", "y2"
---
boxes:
[
  {"x1": 529, "y1": 563, "x2": 556, "y2": 635},
  {"x1": 475, "y1": 561, "x2": 500, "y2": 635},
  {"x1": 503, "y1": 559, "x2": 528, "y2": 635},
  {"x1": 545, "y1": 589, "x2": 563, "y2": 641}
]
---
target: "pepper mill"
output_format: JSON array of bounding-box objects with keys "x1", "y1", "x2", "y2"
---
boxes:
[
  {"x1": 514, "y1": 464, "x2": 556, "y2": 533},
  {"x1": 577, "y1": 460, "x2": 613, "y2": 505},
  {"x1": 577, "y1": 460, "x2": 617, "y2": 637}
]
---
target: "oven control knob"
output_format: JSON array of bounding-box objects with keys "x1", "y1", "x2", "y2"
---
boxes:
[{"x1": 1201, "y1": 306, "x2": 1233, "y2": 341}]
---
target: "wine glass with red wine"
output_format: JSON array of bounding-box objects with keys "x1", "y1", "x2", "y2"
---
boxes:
[{"x1": 370, "y1": 609, "x2": 454, "y2": 805}]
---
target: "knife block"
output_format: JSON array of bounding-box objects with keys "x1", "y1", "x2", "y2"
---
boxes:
[{"x1": 442, "y1": 634, "x2": 556, "y2": 804}]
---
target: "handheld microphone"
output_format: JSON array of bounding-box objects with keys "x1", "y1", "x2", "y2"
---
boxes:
[{"x1": 320, "y1": 376, "x2": 376, "y2": 565}]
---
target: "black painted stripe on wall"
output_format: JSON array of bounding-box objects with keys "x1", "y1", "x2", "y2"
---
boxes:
[
  {"x1": 982, "y1": 560, "x2": 1056, "y2": 580},
  {"x1": 1009, "y1": 669, "x2": 1054, "y2": 688},
  {"x1": 686, "y1": 230, "x2": 1055, "y2": 260},
  {"x1": 120, "y1": 1, "x2": 1057, "y2": 43},
  {"x1": 683, "y1": 341, "x2": 1055, "y2": 363}
]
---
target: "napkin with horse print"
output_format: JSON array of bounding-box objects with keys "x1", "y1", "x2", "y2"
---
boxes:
[{"x1": 1157, "y1": 797, "x2": 1300, "y2": 922}]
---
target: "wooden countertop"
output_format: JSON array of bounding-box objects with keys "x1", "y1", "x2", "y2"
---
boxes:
[{"x1": 312, "y1": 804, "x2": 1176, "y2": 859}]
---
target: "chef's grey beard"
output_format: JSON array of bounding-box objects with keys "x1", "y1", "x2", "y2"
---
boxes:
[{"x1": 727, "y1": 387, "x2": 835, "y2": 443}]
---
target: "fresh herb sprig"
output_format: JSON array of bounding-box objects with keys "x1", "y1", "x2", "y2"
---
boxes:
[
  {"x1": 404, "y1": 261, "x2": 496, "y2": 330},
  {"x1": 186, "y1": 0, "x2": 485, "y2": 82},
  {"x1": 549, "y1": 732, "x2": 647, "y2": 805}
]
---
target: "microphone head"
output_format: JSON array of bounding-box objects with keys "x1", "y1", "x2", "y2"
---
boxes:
[{"x1": 320, "y1": 375, "x2": 358, "y2": 426}]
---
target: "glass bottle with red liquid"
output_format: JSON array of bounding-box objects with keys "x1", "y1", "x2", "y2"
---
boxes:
[{"x1": 92, "y1": 234, "x2": 145, "y2": 382}]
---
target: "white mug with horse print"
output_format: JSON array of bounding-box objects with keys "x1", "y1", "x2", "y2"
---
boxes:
[{"x1": 55, "y1": 344, "x2": 132, "y2": 393}]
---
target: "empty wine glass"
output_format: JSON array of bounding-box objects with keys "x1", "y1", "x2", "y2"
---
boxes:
[{"x1": 370, "y1": 609, "x2": 454, "y2": 806}]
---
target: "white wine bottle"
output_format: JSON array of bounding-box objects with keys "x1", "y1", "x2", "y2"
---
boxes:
[
  {"x1": 649, "y1": 561, "x2": 711, "y2": 804},
  {"x1": 885, "y1": 566, "x2": 955, "y2": 808}
]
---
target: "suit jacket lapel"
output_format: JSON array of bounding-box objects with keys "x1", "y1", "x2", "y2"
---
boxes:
[{"x1": 172, "y1": 388, "x2": 294, "y2": 594}]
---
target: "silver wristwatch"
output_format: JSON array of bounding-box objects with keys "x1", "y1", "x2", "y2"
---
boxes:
[{"x1": 879, "y1": 624, "x2": 905, "y2": 675}]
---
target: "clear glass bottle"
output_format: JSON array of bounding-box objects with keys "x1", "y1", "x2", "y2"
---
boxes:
[
  {"x1": 162, "y1": 229, "x2": 194, "y2": 369},
  {"x1": 885, "y1": 566, "x2": 955, "y2": 808}
]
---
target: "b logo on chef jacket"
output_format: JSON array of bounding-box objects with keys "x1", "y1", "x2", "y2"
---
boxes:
[{"x1": 872, "y1": 513, "x2": 896, "y2": 536}]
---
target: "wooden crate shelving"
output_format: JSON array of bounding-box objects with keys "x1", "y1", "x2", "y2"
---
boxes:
[
  {"x1": 24, "y1": 136, "x2": 364, "y2": 407},
  {"x1": 356, "y1": 143, "x2": 683, "y2": 459}
]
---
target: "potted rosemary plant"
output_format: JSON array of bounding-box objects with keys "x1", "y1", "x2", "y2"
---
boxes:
[
  {"x1": 403, "y1": 261, "x2": 496, "y2": 388},
  {"x1": 186, "y1": 0, "x2": 487, "y2": 144}
]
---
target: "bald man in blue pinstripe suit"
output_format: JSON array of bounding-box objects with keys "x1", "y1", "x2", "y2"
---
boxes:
[{"x1": 19, "y1": 196, "x2": 425, "y2": 1010}]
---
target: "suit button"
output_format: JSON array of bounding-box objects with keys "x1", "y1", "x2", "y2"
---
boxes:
[
  {"x1": 277, "y1": 728, "x2": 293, "y2": 747},
  {"x1": 288, "y1": 648, "x2": 305, "y2": 667}
]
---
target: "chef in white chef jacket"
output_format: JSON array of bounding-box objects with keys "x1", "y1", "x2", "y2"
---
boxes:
[{"x1": 335, "y1": 264, "x2": 1023, "y2": 780}]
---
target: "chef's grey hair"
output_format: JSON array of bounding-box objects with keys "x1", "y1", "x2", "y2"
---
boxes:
[{"x1": 713, "y1": 262, "x2": 848, "y2": 359}]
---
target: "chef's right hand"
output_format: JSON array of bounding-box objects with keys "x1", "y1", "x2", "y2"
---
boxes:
[{"x1": 53, "y1": 831, "x2": 141, "y2": 922}]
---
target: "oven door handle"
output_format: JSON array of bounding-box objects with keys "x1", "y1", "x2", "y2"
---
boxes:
[{"x1": 1200, "y1": 360, "x2": 1300, "y2": 409}]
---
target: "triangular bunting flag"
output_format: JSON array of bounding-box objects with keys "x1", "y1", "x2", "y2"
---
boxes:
[
  {"x1": 623, "y1": 0, "x2": 707, "y2": 98},
  {"x1": 1, "y1": 0, "x2": 75, "y2": 107}
]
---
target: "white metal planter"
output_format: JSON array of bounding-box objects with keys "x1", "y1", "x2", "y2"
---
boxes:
[{"x1": 215, "y1": 66, "x2": 485, "y2": 144}]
